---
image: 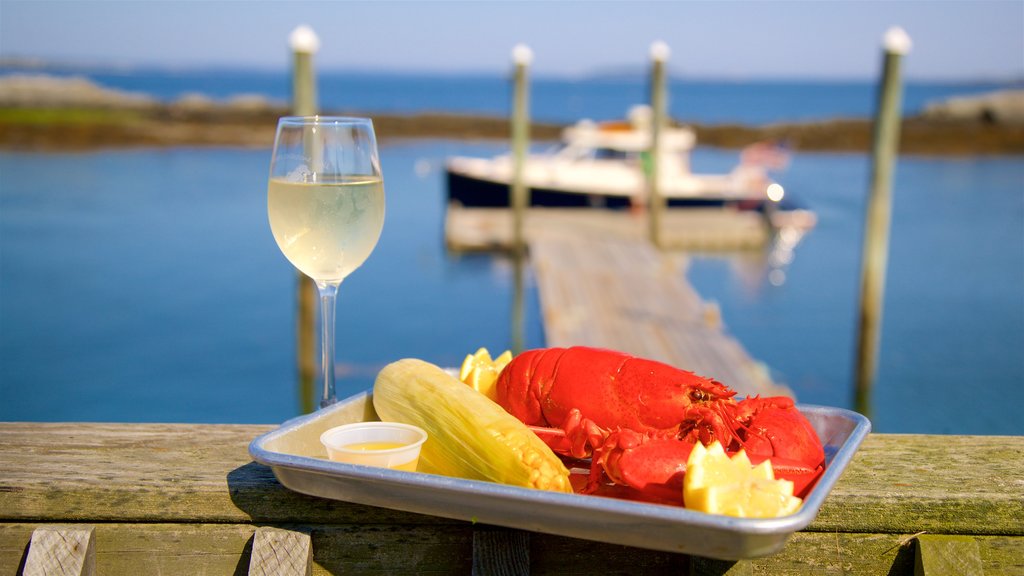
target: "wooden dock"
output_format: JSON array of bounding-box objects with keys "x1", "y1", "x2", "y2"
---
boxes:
[
  {"x1": 1, "y1": 423, "x2": 1021, "y2": 574},
  {"x1": 447, "y1": 205, "x2": 794, "y2": 397},
  {"x1": 446, "y1": 206, "x2": 780, "y2": 251}
]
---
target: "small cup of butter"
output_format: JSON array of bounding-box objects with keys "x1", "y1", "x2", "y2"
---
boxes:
[{"x1": 320, "y1": 421, "x2": 427, "y2": 471}]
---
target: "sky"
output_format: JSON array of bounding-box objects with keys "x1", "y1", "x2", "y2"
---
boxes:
[{"x1": 1, "y1": 0, "x2": 1022, "y2": 81}]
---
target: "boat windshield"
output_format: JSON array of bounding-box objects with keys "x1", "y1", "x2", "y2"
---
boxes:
[
  {"x1": 594, "y1": 148, "x2": 630, "y2": 160},
  {"x1": 555, "y1": 144, "x2": 637, "y2": 162}
]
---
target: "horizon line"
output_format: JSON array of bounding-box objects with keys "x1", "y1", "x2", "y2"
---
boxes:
[{"x1": 2, "y1": 56, "x2": 1022, "y2": 86}]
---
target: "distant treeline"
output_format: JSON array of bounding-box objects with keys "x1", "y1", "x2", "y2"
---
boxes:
[{"x1": 1, "y1": 74, "x2": 1021, "y2": 154}]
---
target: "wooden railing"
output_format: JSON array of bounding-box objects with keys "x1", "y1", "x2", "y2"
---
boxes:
[{"x1": 1, "y1": 423, "x2": 1021, "y2": 574}]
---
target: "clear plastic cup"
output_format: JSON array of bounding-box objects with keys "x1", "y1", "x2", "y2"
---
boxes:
[{"x1": 319, "y1": 422, "x2": 427, "y2": 471}]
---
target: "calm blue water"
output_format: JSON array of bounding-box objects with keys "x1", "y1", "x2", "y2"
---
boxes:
[
  {"x1": 0, "y1": 142, "x2": 545, "y2": 424},
  {"x1": 1, "y1": 72, "x2": 1023, "y2": 433}
]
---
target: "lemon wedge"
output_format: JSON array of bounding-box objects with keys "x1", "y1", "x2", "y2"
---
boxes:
[
  {"x1": 458, "y1": 348, "x2": 512, "y2": 401},
  {"x1": 683, "y1": 441, "x2": 803, "y2": 518}
]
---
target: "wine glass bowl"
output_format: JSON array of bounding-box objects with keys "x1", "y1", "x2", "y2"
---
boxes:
[{"x1": 268, "y1": 116, "x2": 384, "y2": 406}]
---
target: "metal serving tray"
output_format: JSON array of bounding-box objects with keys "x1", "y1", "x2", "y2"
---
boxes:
[{"x1": 249, "y1": 391, "x2": 870, "y2": 560}]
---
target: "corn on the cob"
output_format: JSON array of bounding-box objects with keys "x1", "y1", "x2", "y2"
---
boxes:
[{"x1": 373, "y1": 358, "x2": 572, "y2": 493}]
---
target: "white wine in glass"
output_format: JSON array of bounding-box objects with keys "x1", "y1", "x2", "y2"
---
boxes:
[{"x1": 268, "y1": 117, "x2": 384, "y2": 407}]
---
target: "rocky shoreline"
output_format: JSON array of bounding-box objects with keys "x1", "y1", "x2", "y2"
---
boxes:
[{"x1": 1, "y1": 74, "x2": 1022, "y2": 155}]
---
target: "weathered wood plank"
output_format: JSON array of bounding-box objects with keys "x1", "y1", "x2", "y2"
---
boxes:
[
  {"x1": 533, "y1": 532, "x2": 1024, "y2": 576},
  {"x1": 249, "y1": 527, "x2": 312, "y2": 576},
  {"x1": 3, "y1": 523, "x2": 1023, "y2": 575},
  {"x1": 472, "y1": 528, "x2": 529, "y2": 576},
  {"x1": 979, "y1": 534, "x2": 1024, "y2": 575},
  {"x1": 23, "y1": 525, "x2": 95, "y2": 576},
  {"x1": 1, "y1": 425, "x2": 1021, "y2": 538},
  {"x1": 0, "y1": 523, "x2": 473, "y2": 575},
  {"x1": 914, "y1": 534, "x2": 983, "y2": 576},
  {"x1": 690, "y1": 531, "x2": 917, "y2": 576},
  {"x1": 692, "y1": 532, "x2": 1024, "y2": 576},
  {"x1": 79, "y1": 523, "x2": 252, "y2": 575},
  {"x1": 0, "y1": 422, "x2": 447, "y2": 526},
  {"x1": 812, "y1": 434, "x2": 1024, "y2": 536}
]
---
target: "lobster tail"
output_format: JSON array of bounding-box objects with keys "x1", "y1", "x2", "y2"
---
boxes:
[{"x1": 495, "y1": 347, "x2": 562, "y2": 426}]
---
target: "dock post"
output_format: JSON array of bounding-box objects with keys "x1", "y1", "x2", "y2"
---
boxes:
[
  {"x1": 510, "y1": 44, "x2": 532, "y2": 355},
  {"x1": 289, "y1": 25, "x2": 320, "y2": 414},
  {"x1": 510, "y1": 44, "x2": 532, "y2": 253},
  {"x1": 647, "y1": 41, "x2": 670, "y2": 248},
  {"x1": 853, "y1": 27, "x2": 911, "y2": 417}
]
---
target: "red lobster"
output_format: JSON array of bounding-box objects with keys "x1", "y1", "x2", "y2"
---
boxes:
[{"x1": 495, "y1": 346, "x2": 825, "y2": 501}]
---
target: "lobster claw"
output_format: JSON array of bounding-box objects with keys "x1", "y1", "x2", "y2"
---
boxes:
[
  {"x1": 594, "y1": 430, "x2": 696, "y2": 501},
  {"x1": 732, "y1": 396, "x2": 827, "y2": 498},
  {"x1": 526, "y1": 416, "x2": 696, "y2": 501}
]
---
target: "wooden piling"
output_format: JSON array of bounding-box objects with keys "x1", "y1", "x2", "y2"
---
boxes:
[
  {"x1": 509, "y1": 45, "x2": 532, "y2": 355},
  {"x1": 647, "y1": 41, "x2": 670, "y2": 248},
  {"x1": 854, "y1": 27, "x2": 912, "y2": 417},
  {"x1": 289, "y1": 25, "x2": 320, "y2": 414},
  {"x1": 510, "y1": 44, "x2": 532, "y2": 254},
  {"x1": 290, "y1": 26, "x2": 318, "y2": 118}
]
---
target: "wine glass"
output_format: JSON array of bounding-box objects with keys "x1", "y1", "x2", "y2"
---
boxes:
[{"x1": 268, "y1": 116, "x2": 385, "y2": 407}]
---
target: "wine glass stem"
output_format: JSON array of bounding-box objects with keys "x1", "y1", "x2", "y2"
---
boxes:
[{"x1": 317, "y1": 281, "x2": 341, "y2": 408}]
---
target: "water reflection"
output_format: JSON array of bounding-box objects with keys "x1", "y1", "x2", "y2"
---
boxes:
[
  {"x1": 766, "y1": 225, "x2": 810, "y2": 287},
  {"x1": 475, "y1": 250, "x2": 531, "y2": 356},
  {"x1": 691, "y1": 224, "x2": 812, "y2": 297},
  {"x1": 511, "y1": 251, "x2": 527, "y2": 355}
]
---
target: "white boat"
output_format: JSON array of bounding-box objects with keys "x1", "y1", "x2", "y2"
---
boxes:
[{"x1": 446, "y1": 106, "x2": 811, "y2": 224}]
